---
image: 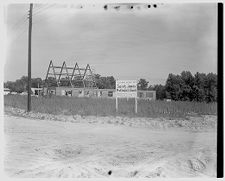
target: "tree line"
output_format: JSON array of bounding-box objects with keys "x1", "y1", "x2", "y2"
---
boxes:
[
  {"x1": 4, "y1": 71, "x2": 217, "y2": 102},
  {"x1": 4, "y1": 75, "x2": 116, "y2": 92},
  {"x1": 138, "y1": 71, "x2": 217, "y2": 103}
]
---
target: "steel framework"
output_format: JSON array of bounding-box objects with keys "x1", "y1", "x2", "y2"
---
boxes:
[{"x1": 45, "y1": 61, "x2": 97, "y2": 88}]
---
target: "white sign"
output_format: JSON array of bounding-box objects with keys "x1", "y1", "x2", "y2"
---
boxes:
[{"x1": 116, "y1": 80, "x2": 137, "y2": 98}]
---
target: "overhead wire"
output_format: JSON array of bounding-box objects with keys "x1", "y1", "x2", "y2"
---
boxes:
[
  {"x1": 32, "y1": 4, "x2": 58, "y2": 26},
  {"x1": 33, "y1": 13, "x2": 58, "y2": 27},
  {"x1": 33, "y1": 4, "x2": 51, "y2": 14},
  {"x1": 10, "y1": 13, "x2": 28, "y2": 31},
  {"x1": 8, "y1": 5, "x2": 31, "y2": 41},
  {"x1": 33, "y1": 4, "x2": 56, "y2": 16},
  {"x1": 9, "y1": 15, "x2": 28, "y2": 41},
  {"x1": 11, "y1": 3, "x2": 161, "y2": 34},
  {"x1": 32, "y1": 4, "x2": 49, "y2": 12},
  {"x1": 9, "y1": 4, "x2": 52, "y2": 41},
  {"x1": 14, "y1": 27, "x2": 27, "y2": 40},
  {"x1": 8, "y1": 4, "x2": 58, "y2": 41}
]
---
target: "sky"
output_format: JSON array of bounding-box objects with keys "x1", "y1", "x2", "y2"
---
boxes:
[{"x1": 4, "y1": 3, "x2": 217, "y2": 85}]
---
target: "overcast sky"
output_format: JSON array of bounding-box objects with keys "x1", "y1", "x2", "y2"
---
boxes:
[{"x1": 4, "y1": 3, "x2": 217, "y2": 85}]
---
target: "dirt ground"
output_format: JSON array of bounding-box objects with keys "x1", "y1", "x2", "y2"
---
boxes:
[{"x1": 4, "y1": 111, "x2": 217, "y2": 178}]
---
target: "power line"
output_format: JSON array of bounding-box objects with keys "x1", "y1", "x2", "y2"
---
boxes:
[
  {"x1": 33, "y1": 4, "x2": 49, "y2": 11},
  {"x1": 13, "y1": 27, "x2": 27, "y2": 40},
  {"x1": 32, "y1": 4, "x2": 58, "y2": 25},
  {"x1": 32, "y1": 7, "x2": 77, "y2": 27},
  {"x1": 33, "y1": 4, "x2": 56, "y2": 16},
  {"x1": 9, "y1": 17, "x2": 28, "y2": 41},
  {"x1": 10, "y1": 13, "x2": 28, "y2": 31},
  {"x1": 33, "y1": 4, "x2": 52, "y2": 15},
  {"x1": 33, "y1": 12, "x2": 58, "y2": 26},
  {"x1": 9, "y1": 16, "x2": 29, "y2": 42}
]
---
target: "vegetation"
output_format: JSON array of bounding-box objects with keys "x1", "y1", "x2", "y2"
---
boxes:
[
  {"x1": 138, "y1": 79, "x2": 149, "y2": 90},
  {"x1": 4, "y1": 75, "x2": 117, "y2": 91},
  {"x1": 4, "y1": 76, "x2": 42, "y2": 93},
  {"x1": 4, "y1": 71, "x2": 217, "y2": 103},
  {"x1": 4, "y1": 95, "x2": 217, "y2": 118},
  {"x1": 142, "y1": 71, "x2": 217, "y2": 103},
  {"x1": 164, "y1": 71, "x2": 217, "y2": 102}
]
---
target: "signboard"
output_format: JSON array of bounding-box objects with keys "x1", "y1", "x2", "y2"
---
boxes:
[
  {"x1": 116, "y1": 80, "x2": 138, "y2": 113},
  {"x1": 116, "y1": 80, "x2": 137, "y2": 98}
]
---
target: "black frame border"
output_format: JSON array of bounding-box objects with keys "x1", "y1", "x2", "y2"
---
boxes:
[{"x1": 217, "y1": 2, "x2": 223, "y2": 178}]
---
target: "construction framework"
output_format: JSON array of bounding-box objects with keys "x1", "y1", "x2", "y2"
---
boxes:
[{"x1": 45, "y1": 61, "x2": 97, "y2": 88}]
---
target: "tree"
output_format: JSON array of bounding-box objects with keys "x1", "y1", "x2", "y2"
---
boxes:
[
  {"x1": 11, "y1": 76, "x2": 29, "y2": 93},
  {"x1": 204, "y1": 73, "x2": 217, "y2": 102},
  {"x1": 147, "y1": 85, "x2": 154, "y2": 91},
  {"x1": 45, "y1": 77, "x2": 57, "y2": 87},
  {"x1": 153, "y1": 84, "x2": 166, "y2": 100},
  {"x1": 106, "y1": 76, "x2": 116, "y2": 89},
  {"x1": 180, "y1": 71, "x2": 194, "y2": 101},
  {"x1": 95, "y1": 74, "x2": 104, "y2": 89},
  {"x1": 165, "y1": 71, "x2": 217, "y2": 102},
  {"x1": 59, "y1": 77, "x2": 71, "y2": 87},
  {"x1": 94, "y1": 74, "x2": 115, "y2": 89},
  {"x1": 138, "y1": 79, "x2": 149, "y2": 90},
  {"x1": 31, "y1": 78, "x2": 43, "y2": 88},
  {"x1": 192, "y1": 72, "x2": 207, "y2": 102},
  {"x1": 165, "y1": 74, "x2": 183, "y2": 101},
  {"x1": 4, "y1": 81, "x2": 17, "y2": 92}
]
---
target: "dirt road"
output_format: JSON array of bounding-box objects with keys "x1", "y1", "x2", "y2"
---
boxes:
[{"x1": 4, "y1": 115, "x2": 216, "y2": 178}]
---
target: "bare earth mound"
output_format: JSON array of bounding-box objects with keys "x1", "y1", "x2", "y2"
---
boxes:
[{"x1": 4, "y1": 108, "x2": 217, "y2": 178}]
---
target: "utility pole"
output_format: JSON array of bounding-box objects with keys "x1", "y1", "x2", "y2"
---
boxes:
[
  {"x1": 38, "y1": 82, "x2": 39, "y2": 97},
  {"x1": 27, "y1": 3, "x2": 33, "y2": 112}
]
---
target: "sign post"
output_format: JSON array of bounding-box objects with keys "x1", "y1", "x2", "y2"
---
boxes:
[
  {"x1": 116, "y1": 80, "x2": 138, "y2": 114},
  {"x1": 116, "y1": 96, "x2": 118, "y2": 112},
  {"x1": 135, "y1": 97, "x2": 137, "y2": 114}
]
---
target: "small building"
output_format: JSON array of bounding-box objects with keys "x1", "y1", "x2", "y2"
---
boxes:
[
  {"x1": 43, "y1": 87, "x2": 55, "y2": 95},
  {"x1": 4, "y1": 88, "x2": 10, "y2": 95},
  {"x1": 20, "y1": 92, "x2": 28, "y2": 95},
  {"x1": 138, "y1": 90, "x2": 156, "y2": 100},
  {"x1": 31, "y1": 88, "x2": 43, "y2": 96},
  {"x1": 45, "y1": 87, "x2": 156, "y2": 100}
]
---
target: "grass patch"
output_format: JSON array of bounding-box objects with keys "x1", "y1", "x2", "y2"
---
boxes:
[{"x1": 4, "y1": 95, "x2": 217, "y2": 118}]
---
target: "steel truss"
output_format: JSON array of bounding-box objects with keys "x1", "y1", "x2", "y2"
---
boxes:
[{"x1": 45, "y1": 60, "x2": 97, "y2": 88}]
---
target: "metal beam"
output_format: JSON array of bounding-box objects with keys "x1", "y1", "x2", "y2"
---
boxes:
[
  {"x1": 64, "y1": 62, "x2": 73, "y2": 87},
  {"x1": 45, "y1": 60, "x2": 52, "y2": 88},
  {"x1": 51, "y1": 61, "x2": 59, "y2": 87},
  {"x1": 57, "y1": 61, "x2": 65, "y2": 86},
  {"x1": 45, "y1": 61, "x2": 96, "y2": 89}
]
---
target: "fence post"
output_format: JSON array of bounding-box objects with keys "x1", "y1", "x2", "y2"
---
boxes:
[
  {"x1": 135, "y1": 97, "x2": 137, "y2": 114},
  {"x1": 116, "y1": 97, "x2": 118, "y2": 113}
]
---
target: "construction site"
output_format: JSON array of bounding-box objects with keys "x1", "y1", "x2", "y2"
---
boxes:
[
  {"x1": 4, "y1": 3, "x2": 219, "y2": 178},
  {"x1": 43, "y1": 61, "x2": 156, "y2": 100}
]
